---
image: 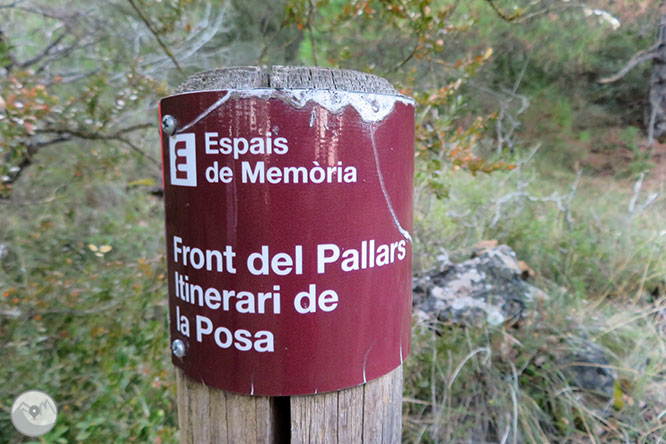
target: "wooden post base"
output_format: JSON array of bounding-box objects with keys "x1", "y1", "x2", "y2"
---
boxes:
[{"x1": 176, "y1": 365, "x2": 402, "y2": 444}]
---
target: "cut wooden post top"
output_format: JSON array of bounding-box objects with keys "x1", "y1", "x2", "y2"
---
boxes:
[{"x1": 176, "y1": 65, "x2": 399, "y2": 94}]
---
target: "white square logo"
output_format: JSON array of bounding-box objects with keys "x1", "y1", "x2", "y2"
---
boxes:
[{"x1": 169, "y1": 134, "x2": 197, "y2": 187}]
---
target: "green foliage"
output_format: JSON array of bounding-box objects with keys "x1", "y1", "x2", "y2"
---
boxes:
[
  {"x1": 586, "y1": 24, "x2": 652, "y2": 125},
  {"x1": 1, "y1": 0, "x2": 665, "y2": 442},
  {"x1": 1, "y1": 142, "x2": 176, "y2": 443},
  {"x1": 282, "y1": 0, "x2": 516, "y2": 198},
  {"x1": 0, "y1": 73, "x2": 57, "y2": 195},
  {"x1": 409, "y1": 158, "x2": 666, "y2": 441},
  {"x1": 619, "y1": 126, "x2": 656, "y2": 177},
  {"x1": 0, "y1": 2, "x2": 179, "y2": 196},
  {"x1": 0, "y1": 38, "x2": 14, "y2": 68}
]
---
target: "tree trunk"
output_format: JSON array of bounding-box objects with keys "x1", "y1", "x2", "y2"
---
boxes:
[{"x1": 649, "y1": 3, "x2": 666, "y2": 142}]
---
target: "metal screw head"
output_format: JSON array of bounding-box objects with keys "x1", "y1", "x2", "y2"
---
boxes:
[
  {"x1": 161, "y1": 114, "x2": 177, "y2": 136},
  {"x1": 171, "y1": 339, "x2": 186, "y2": 358}
]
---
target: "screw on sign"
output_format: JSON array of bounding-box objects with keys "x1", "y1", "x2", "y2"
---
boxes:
[{"x1": 160, "y1": 66, "x2": 414, "y2": 443}]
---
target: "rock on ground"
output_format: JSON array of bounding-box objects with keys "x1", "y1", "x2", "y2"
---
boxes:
[
  {"x1": 412, "y1": 243, "x2": 617, "y2": 407},
  {"x1": 412, "y1": 244, "x2": 546, "y2": 327}
]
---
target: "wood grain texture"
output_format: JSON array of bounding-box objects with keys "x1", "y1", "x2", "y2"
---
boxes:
[
  {"x1": 174, "y1": 66, "x2": 405, "y2": 443},
  {"x1": 337, "y1": 380, "x2": 364, "y2": 443},
  {"x1": 290, "y1": 366, "x2": 403, "y2": 444},
  {"x1": 177, "y1": 370, "x2": 279, "y2": 444},
  {"x1": 176, "y1": 65, "x2": 397, "y2": 95}
]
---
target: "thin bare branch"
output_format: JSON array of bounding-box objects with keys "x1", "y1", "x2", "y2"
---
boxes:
[
  {"x1": 3, "y1": 124, "x2": 157, "y2": 187},
  {"x1": 115, "y1": 135, "x2": 159, "y2": 165},
  {"x1": 0, "y1": 1, "x2": 23, "y2": 9},
  {"x1": 164, "y1": 4, "x2": 228, "y2": 68},
  {"x1": 392, "y1": 42, "x2": 419, "y2": 72},
  {"x1": 35, "y1": 40, "x2": 91, "y2": 74},
  {"x1": 392, "y1": 0, "x2": 461, "y2": 72},
  {"x1": 648, "y1": 105, "x2": 658, "y2": 147},
  {"x1": 306, "y1": 0, "x2": 319, "y2": 65},
  {"x1": 484, "y1": 0, "x2": 521, "y2": 22},
  {"x1": 598, "y1": 43, "x2": 660, "y2": 84},
  {"x1": 126, "y1": 0, "x2": 183, "y2": 74},
  {"x1": 0, "y1": 184, "x2": 67, "y2": 206},
  {"x1": 46, "y1": 69, "x2": 100, "y2": 85},
  {"x1": 515, "y1": 2, "x2": 586, "y2": 24},
  {"x1": 39, "y1": 124, "x2": 158, "y2": 165},
  {"x1": 18, "y1": 31, "x2": 67, "y2": 69},
  {"x1": 564, "y1": 169, "x2": 583, "y2": 231},
  {"x1": 37, "y1": 122, "x2": 152, "y2": 139},
  {"x1": 490, "y1": 170, "x2": 582, "y2": 230},
  {"x1": 0, "y1": 29, "x2": 18, "y2": 71},
  {"x1": 626, "y1": 173, "x2": 659, "y2": 224},
  {"x1": 12, "y1": 4, "x2": 70, "y2": 20},
  {"x1": 257, "y1": 13, "x2": 293, "y2": 64}
]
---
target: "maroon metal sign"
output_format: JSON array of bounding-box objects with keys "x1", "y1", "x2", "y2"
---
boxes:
[{"x1": 159, "y1": 88, "x2": 414, "y2": 396}]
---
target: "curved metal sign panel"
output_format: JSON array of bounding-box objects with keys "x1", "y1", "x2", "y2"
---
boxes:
[{"x1": 159, "y1": 89, "x2": 414, "y2": 396}]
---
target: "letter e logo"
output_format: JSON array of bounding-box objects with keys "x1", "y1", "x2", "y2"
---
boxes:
[{"x1": 169, "y1": 134, "x2": 197, "y2": 187}]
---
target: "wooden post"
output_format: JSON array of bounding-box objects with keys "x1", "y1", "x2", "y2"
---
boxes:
[
  {"x1": 176, "y1": 366, "x2": 402, "y2": 444},
  {"x1": 172, "y1": 66, "x2": 407, "y2": 444}
]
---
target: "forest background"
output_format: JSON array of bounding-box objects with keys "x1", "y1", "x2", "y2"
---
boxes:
[{"x1": 1, "y1": 0, "x2": 665, "y2": 442}]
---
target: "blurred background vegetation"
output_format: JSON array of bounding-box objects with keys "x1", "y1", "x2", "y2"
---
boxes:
[{"x1": 1, "y1": 0, "x2": 665, "y2": 442}]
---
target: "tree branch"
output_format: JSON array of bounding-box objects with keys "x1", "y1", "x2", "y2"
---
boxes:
[
  {"x1": 3, "y1": 124, "x2": 158, "y2": 188},
  {"x1": 257, "y1": 14, "x2": 294, "y2": 64},
  {"x1": 13, "y1": 4, "x2": 69, "y2": 20},
  {"x1": 115, "y1": 135, "x2": 159, "y2": 165},
  {"x1": 0, "y1": 1, "x2": 23, "y2": 9},
  {"x1": 392, "y1": 42, "x2": 419, "y2": 72},
  {"x1": 18, "y1": 31, "x2": 67, "y2": 69},
  {"x1": 306, "y1": 0, "x2": 319, "y2": 65},
  {"x1": 648, "y1": 90, "x2": 659, "y2": 146},
  {"x1": 515, "y1": 2, "x2": 586, "y2": 24},
  {"x1": 39, "y1": 123, "x2": 159, "y2": 165},
  {"x1": 35, "y1": 38, "x2": 96, "y2": 74},
  {"x1": 598, "y1": 43, "x2": 660, "y2": 83},
  {"x1": 126, "y1": 0, "x2": 183, "y2": 74},
  {"x1": 484, "y1": 0, "x2": 521, "y2": 22},
  {"x1": 0, "y1": 29, "x2": 18, "y2": 72}
]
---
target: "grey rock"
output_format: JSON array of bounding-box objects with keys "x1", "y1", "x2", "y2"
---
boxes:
[
  {"x1": 412, "y1": 243, "x2": 617, "y2": 415},
  {"x1": 413, "y1": 245, "x2": 546, "y2": 327},
  {"x1": 562, "y1": 341, "x2": 616, "y2": 399}
]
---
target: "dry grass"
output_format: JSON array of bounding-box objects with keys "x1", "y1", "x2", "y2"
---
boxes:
[{"x1": 406, "y1": 153, "x2": 666, "y2": 443}]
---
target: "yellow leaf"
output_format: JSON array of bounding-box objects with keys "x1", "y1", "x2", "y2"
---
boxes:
[
  {"x1": 99, "y1": 245, "x2": 112, "y2": 253},
  {"x1": 484, "y1": 47, "x2": 493, "y2": 59},
  {"x1": 128, "y1": 177, "x2": 157, "y2": 187},
  {"x1": 613, "y1": 381, "x2": 624, "y2": 410},
  {"x1": 88, "y1": 244, "x2": 98, "y2": 252}
]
